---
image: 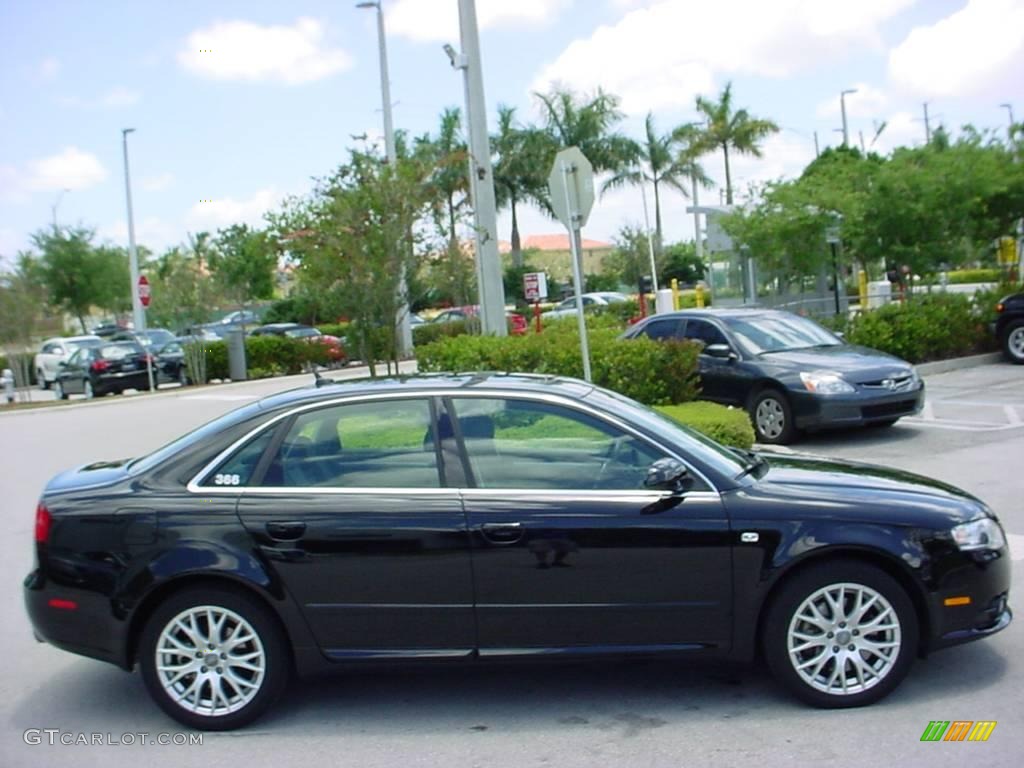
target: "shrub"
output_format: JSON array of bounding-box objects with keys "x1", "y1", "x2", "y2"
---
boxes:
[
  {"x1": 417, "y1": 324, "x2": 701, "y2": 405},
  {"x1": 193, "y1": 336, "x2": 330, "y2": 380},
  {"x1": 655, "y1": 402, "x2": 755, "y2": 449},
  {"x1": 317, "y1": 322, "x2": 350, "y2": 339},
  {"x1": 946, "y1": 268, "x2": 1002, "y2": 285},
  {"x1": 413, "y1": 319, "x2": 469, "y2": 346}
]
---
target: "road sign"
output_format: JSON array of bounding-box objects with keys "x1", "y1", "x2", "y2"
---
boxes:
[
  {"x1": 548, "y1": 147, "x2": 595, "y2": 230},
  {"x1": 523, "y1": 272, "x2": 548, "y2": 302},
  {"x1": 137, "y1": 275, "x2": 151, "y2": 308}
]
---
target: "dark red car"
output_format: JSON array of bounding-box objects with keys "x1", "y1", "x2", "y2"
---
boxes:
[{"x1": 431, "y1": 306, "x2": 528, "y2": 335}]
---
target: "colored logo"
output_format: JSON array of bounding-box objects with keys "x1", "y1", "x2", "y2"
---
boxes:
[{"x1": 920, "y1": 721, "x2": 997, "y2": 742}]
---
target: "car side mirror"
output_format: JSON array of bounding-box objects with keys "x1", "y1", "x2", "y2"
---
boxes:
[
  {"x1": 703, "y1": 343, "x2": 736, "y2": 360},
  {"x1": 644, "y1": 457, "x2": 690, "y2": 492}
]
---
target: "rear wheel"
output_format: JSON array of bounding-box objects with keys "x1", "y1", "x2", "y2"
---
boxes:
[
  {"x1": 37, "y1": 370, "x2": 49, "y2": 390},
  {"x1": 178, "y1": 367, "x2": 189, "y2": 386},
  {"x1": 139, "y1": 586, "x2": 290, "y2": 731},
  {"x1": 83, "y1": 380, "x2": 94, "y2": 399},
  {"x1": 750, "y1": 389, "x2": 797, "y2": 444},
  {"x1": 1003, "y1": 320, "x2": 1024, "y2": 364},
  {"x1": 763, "y1": 561, "x2": 918, "y2": 708}
]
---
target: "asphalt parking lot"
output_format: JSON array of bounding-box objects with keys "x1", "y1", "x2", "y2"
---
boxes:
[{"x1": 0, "y1": 362, "x2": 1021, "y2": 768}]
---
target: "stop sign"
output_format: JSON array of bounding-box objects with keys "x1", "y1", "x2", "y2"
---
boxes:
[{"x1": 137, "y1": 275, "x2": 151, "y2": 308}]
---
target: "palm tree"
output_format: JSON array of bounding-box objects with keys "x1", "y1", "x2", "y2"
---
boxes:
[
  {"x1": 491, "y1": 105, "x2": 550, "y2": 267},
  {"x1": 602, "y1": 112, "x2": 713, "y2": 255},
  {"x1": 534, "y1": 87, "x2": 636, "y2": 174},
  {"x1": 693, "y1": 82, "x2": 779, "y2": 205},
  {"x1": 420, "y1": 107, "x2": 469, "y2": 252}
]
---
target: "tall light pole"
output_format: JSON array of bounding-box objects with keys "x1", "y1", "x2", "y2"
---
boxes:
[
  {"x1": 446, "y1": 0, "x2": 507, "y2": 335},
  {"x1": 357, "y1": 0, "x2": 413, "y2": 355},
  {"x1": 1001, "y1": 103, "x2": 1016, "y2": 137},
  {"x1": 923, "y1": 102, "x2": 932, "y2": 143},
  {"x1": 121, "y1": 128, "x2": 145, "y2": 334},
  {"x1": 840, "y1": 88, "x2": 857, "y2": 147},
  {"x1": 51, "y1": 188, "x2": 70, "y2": 231}
]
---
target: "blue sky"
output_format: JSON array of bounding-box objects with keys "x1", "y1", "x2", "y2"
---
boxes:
[{"x1": 1, "y1": 0, "x2": 1021, "y2": 265}]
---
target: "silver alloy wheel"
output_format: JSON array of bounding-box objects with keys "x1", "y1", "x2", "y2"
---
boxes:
[
  {"x1": 155, "y1": 606, "x2": 266, "y2": 717},
  {"x1": 178, "y1": 367, "x2": 188, "y2": 385},
  {"x1": 54, "y1": 381, "x2": 64, "y2": 400},
  {"x1": 83, "y1": 380, "x2": 94, "y2": 399},
  {"x1": 1009, "y1": 327, "x2": 1024, "y2": 361},
  {"x1": 755, "y1": 397, "x2": 785, "y2": 440},
  {"x1": 787, "y1": 582, "x2": 901, "y2": 696},
  {"x1": 37, "y1": 370, "x2": 46, "y2": 390}
]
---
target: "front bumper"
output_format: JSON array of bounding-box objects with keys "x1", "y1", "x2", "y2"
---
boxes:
[
  {"x1": 791, "y1": 383, "x2": 925, "y2": 430},
  {"x1": 927, "y1": 544, "x2": 1013, "y2": 653}
]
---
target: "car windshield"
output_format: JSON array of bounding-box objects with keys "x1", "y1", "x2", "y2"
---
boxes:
[
  {"x1": 67, "y1": 339, "x2": 100, "y2": 352},
  {"x1": 285, "y1": 327, "x2": 319, "y2": 338},
  {"x1": 724, "y1": 314, "x2": 842, "y2": 355}
]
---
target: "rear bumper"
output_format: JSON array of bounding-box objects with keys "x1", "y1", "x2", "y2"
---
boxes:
[
  {"x1": 792, "y1": 384, "x2": 925, "y2": 430},
  {"x1": 96, "y1": 371, "x2": 151, "y2": 393}
]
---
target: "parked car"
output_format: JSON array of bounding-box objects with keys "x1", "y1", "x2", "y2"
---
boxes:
[
  {"x1": 542, "y1": 291, "x2": 630, "y2": 319},
  {"x1": 993, "y1": 291, "x2": 1024, "y2": 364},
  {"x1": 90, "y1": 322, "x2": 126, "y2": 338},
  {"x1": 623, "y1": 308, "x2": 925, "y2": 444},
  {"x1": 33, "y1": 335, "x2": 102, "y2": 389},
  {"x1": 25, "y1": 373, "x2": 1010, "y2": 729},
  {"x1": 53, "y1": 341, "x2": 156, "y2": 399},
  {"x1": 249, "y1": 323, "x2": 345, "y2": 363},
  {"x1": 178, "y1": 328, "x2": 222, "y2": 344},
  {"x1": 111, "y1": 328, "x2": 177, "y2": 350},
  {"x1": 432, "y1": 305, "x2": 529, "y2": 335},
  {"x1": 219, "y1": 310, "x2": 259, "y2": 326},
  {"x1": 154, "y1": 341, "x2": 190, "y2": 386}
]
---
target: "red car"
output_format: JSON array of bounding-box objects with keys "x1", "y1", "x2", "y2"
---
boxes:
[
  {"x1": 431, "y1": 306, "x2": 528, "y2": 335},
  {"x1": 249, "y1": 323, "x2": 346, "y2": 364}
]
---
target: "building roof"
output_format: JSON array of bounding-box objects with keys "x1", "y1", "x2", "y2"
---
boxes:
[{"x1": 498, "y1": 234, "x2": 613, "y2": 253}]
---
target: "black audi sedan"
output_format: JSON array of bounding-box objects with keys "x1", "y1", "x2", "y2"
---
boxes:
[
  {"x1": 623, "y1": 309, "x2": 925, "y2": 443},
  {"x1": 53, "y1": 341, "x2": 156, "y2": 399},
  {"x1": 992, "y1": 290, "x2": 1024, "y2": 363},
  {"x1": 25, "y1": 374, "x2": 1009, "y2": 730}
]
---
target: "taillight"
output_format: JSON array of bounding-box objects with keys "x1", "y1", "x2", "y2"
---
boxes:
[
  {"x1": 34, "y1": 503, "x2": 52, "y2": 543},
  {"x1": 90, "y1": 359, "x2": 110, "y2": 372}
]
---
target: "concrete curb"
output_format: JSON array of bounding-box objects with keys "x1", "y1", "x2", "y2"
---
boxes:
[{"x1": 916, "y1": 352, "x2": 1002, "y2": 377}]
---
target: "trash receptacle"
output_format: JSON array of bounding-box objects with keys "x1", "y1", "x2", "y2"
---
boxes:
[
  {"x1": 225, "y1": 328, "x2": 247, "y2": 382},
  {"x1": 2, "y1": 368, "x2": 14, "y2": 404}
]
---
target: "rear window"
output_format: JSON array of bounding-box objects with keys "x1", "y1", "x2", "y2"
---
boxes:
[{"x1": 99, "y1": 343, "x2": 141, "y2": 359}]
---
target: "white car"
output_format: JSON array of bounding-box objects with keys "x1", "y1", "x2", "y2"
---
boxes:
[
  {"x1": 541, "y1": 292, "x2": 630, "y2": 320},
  {"x1": 33, "y1": 335, "x2": 102, "y2": 389}
]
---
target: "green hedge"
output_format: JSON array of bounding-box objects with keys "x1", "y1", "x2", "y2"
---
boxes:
[
  {"x1": 316, "y1": 322, "x2": 350, "y2": 339},
  {"x1": 831, "y1": 293, "x2": 995, "y2": 364},
  {"x1": 945, "y1": 268, "x2": 1002, "y2": 285},
  {"x1": 655, "y1": 402, "x2": 755, "y2": 449},
  {"x1": 417, "y1": 324, "x2": 701, "y2": 405},
  {"x1": 413, "y1": 319, "x2": 470, "y2": 346},
  {"x1": 192, "y1": 335, "x2": 335, "y2": 381}
]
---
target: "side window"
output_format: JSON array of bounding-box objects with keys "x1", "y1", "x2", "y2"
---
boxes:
[
  {"x1": 451, "y1": 398, "x2": 666, "y2": 491},
  {"x1": 683, "y1": 320, "x2": 728, "y2": 348},
  {"x1": 261, "y1": 399, "x2": 440, "y2": 488},
  {"x1": 641, "y1": 319, "x2": 681, "y2": 340},
  {"x1": 203, "y1": 428, "x2": 276, "y2": 488},
  {"x1": 66, "y1": 349, "x2": 83, "y2": 367}
]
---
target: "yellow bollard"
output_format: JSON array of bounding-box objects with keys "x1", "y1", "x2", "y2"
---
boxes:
[
  {"x1": 671, "y1": 278, "x2": 680, "y2": 311},
  {"x1": 858, "y1": 269, "x2": 868, "y2": 310},
  {"x1": 695, "y1": 284, "x2": 705, "y2": 308}
]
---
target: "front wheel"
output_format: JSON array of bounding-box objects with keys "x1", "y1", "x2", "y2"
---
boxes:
[
  {"x1": 1003, "y1": 320, "x2": 1024, "y2": 364},
  {"x1": 139, "y1": 586, "x2": 290, "y2": 730},
  {"x1": 763, "y1": 561, "x2": 918, "y2": 708},
  {"x1": 178, "y1": 367, "x2": 189, "y2": 386},
  {"x1": 37, "y1": 370, "x2": 49, "y2": 390},
  {"x1": 750, "y1": 389, "x2": 797, "y2": 444},
  {"x1": 54, "y1": 380, "x2": 67, "y2": 400}
]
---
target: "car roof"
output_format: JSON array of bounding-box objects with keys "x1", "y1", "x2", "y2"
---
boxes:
[
  {"x1": 258, "y1": 322, "x2": 303, "y2": 329},
  {"x1": 645, "y1": 308, "x2": 798, "y2": 321},
  {"x1": 254, "y1": 372, "x2": 595, "y2": 412},
  {"x1": 48, "y1": 335, "x2": 102, "y2": 343}
]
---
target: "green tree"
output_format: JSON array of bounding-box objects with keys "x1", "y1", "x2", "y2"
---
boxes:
[
  {"x1": 147, "y1": 241, "x2": 225, "y2": 331},
  {"x1": 602, "y1": 112, "x2": 712, "y2": 255},
  {"x1": 605, "y1": 225, "x2": 655, "y2": 287},
  {"x1": 693, "y1": 82, "x2": 779, "y2": 205},
  {"x1": 0, "y1": 253, "x2": 49, "y2": 395},
  {"x1": 661, "y1": 241, "x2": 706, "y2": 285},
  {"x1": 492, "y1": 105, "x2": 550, "y2": 267},
  {"x1": 208, "y1": 223, "x2": 277, "y2": 321}
]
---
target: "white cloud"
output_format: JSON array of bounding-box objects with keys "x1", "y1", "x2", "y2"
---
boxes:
[
  {"x1": 38, "y1": 57, "x2": 60, "y2": 81},
  {"x1": 888, "y1": 0, "x2": 1024, "y2": 99},
  {"x1": 141, "y1": 173, "x2": 174, "y2": 192},
  {"x1": 99, "y1": 217, "x2": 180, "y2": 252},
  {"x1": 532, "y1": 0, "x2": 918, "y2": 114},
  {"x1": 178, "y1": 17, "x2": 352, "y2": 84},
  {"x1": 184, "y1": 188, "x2": 284, "y2": 231},
  {"x1": 386, "y1": 0, "x2": 571, "y2": 43},
  {"x1": 815, "y1": 83, "x2": 889, "y2": 120},
  {"x1": 102, "y1": 87, "x2": 142, "y2": 107},
  {"x1": 23, "y1": 147, "x2": 108, "y2": 191}
]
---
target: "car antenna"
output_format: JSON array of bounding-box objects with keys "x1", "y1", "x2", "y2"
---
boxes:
[{"x1": 313, "y1": 369, "x2": 327, "y2": 388}]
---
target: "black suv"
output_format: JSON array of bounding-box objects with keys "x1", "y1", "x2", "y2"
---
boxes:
[{"x1": 994, "y1": 291, "x2": 1024, "y2": 364}]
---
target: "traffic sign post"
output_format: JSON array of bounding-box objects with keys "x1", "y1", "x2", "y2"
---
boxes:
[
  {"x1": 137, "y1": 275, "x2": 155, "y2": 392},
  {"x1": 548, "y1": 147, "x2": 595, "y2": 382},
  {"x1": 523, "y1": 272, "x2": 548, "y2": 334}
]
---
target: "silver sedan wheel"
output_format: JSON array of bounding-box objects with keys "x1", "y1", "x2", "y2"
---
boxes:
[
  {"x1": 787, "y1": 582, "x2": 901, "y2": 696},
  {"x1": 83, "y1": 380, "x2": 94, "y2": 399},
  {"x1": 155, "y1": 606, "x2": 266, "y2": 717},
  {"x1": 1008, "y1": 327, "x2": 1024, "y2": 361},
  {"x1": 755, "y1": 397, "x2": 785, "y2": 440}
]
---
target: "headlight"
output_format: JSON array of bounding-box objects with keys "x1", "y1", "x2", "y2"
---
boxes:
[
  {"x1": 951, "y1": 518, "x2": 1006, "y2": 551},
  {"x1": 910, "y1": 367, "x2": 921, "y2": 386},
  {"x1": 800, "y1": 370, "x2": 855, "y2": 395}
]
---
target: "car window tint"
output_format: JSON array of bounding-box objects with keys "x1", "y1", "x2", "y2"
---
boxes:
[
  {"x1": 100, "y1": 343, "x2": 139, "y2": 359},
  {"x1": 641, "y1": 319, "x2": 680, "y2": 340},
  {"x1": 261, "y1": 399, "x2": 440, "y2": 488},
  {"x1": 66, "y1": 349, "x2": 84, "y2": 367},
  {"x1": 451, "y1": 398, "x2": 666, "y2": 491},
  {"x1": 202, "y1": 429, "x2": 276, "y2": 488},
  {"x1": 683, "y1": 319, "x2": 728, "y2": 347},
  {"x1": 725, "y1": 314, "x2": 841, "y2": 354},
  {"x1": 162, "y1": 342, "x2": 183, "y2": 355}
]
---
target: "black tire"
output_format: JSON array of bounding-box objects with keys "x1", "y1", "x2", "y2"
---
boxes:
[
  {"x1": 54, "y1": 380, "x2": 67, "y2": 401},
  {"x1": 1002, "y1": 319, "x2": 1024, "y2": 365},
  {"x1": 178, "y1": 367, "x2": 189, "y2": 386},
  {"x1": 37, "y1": 370, "x2": 49, "y2": 390},
  {"x1": 139, "y1": 586, "x2": 290, "y2": 731},
  {"x1": 83, "y1": 379, "x2": 95, "y2": 399},
  {"x1": 749, "y1": 388, "x2": 797, "y2": 444},
  {"x1": 763, "y1": 560, "x2": 918, "y2": 708}
]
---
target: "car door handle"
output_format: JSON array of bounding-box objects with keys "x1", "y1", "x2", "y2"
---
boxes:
[
  {"x1": 265, "y1": 521, "x2": 306, "y2": 540},
  {"x1": 480, "y1": 522, "x2": 524, "y2": 545}
]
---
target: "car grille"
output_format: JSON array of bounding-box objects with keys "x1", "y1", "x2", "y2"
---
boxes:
[
  {"x1": 859, "y1": 375, "x2": 916, "y2": 392},
  {"x1": 861, "y1": 400, "x2": 919, "y2": 419}
]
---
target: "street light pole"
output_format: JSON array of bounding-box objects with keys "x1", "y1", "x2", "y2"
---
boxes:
[
  {"x1": 1001, "y1": 103, "x2": 1016, "y2": 137},
  {"x1": 51, "y1": 188, "x2": 69, "y2": 231},
  {"x1": 121, "y1": 128, "x2": 145, "y2": 334},
  {"x1": 357, "y1": 0, "x2": 413, "y2": 356},
  {"x1": 639, "y1": 180, "x2": 659, "y2": 292},
  {"x1": 840, "y1": 88, "x2": 857, "y2": 148}
]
